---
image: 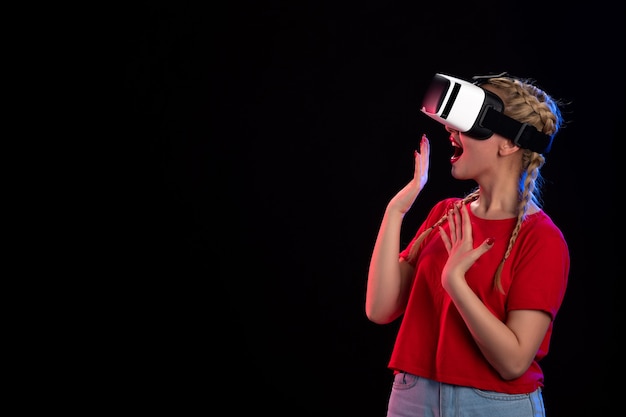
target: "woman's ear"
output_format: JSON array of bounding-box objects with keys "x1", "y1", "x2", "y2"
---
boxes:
[{"x1": 499, "y1": 139, "x2": 520, "y2": 156}]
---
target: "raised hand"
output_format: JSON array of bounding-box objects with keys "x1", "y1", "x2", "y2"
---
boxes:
[{"x1": 387, "y1": 134, "x2": 430, "y2": 215}]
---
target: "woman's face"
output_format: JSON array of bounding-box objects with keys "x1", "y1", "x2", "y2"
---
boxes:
[{"x1": 445, "y1": 126, "x2": 511, "y2": 182}]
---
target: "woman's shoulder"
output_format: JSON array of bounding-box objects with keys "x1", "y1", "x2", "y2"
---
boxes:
[
  {"x1": 426, "y1": 197, "x2": 461, "y2": 217},
  {"x1": 420, "y1": 197, "x2": 462, "y2": 228},
  {"x1": 523, "y1": 210, "x2": 568, "y2": 245},
  {"x1": 432, "y1": 197, "x2": 462, "y2": 211}
]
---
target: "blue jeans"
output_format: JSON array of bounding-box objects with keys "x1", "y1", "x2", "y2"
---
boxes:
[{"x1": 387, "y1": 372, "x2": 545, "y2": 417}]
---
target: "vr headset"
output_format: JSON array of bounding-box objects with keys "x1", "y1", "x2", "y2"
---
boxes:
[{"x1": 420, "y1": 73, "x2": 553, "y2": 154}]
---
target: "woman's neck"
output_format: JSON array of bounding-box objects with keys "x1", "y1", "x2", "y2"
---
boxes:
[{"x1": 469, "y1": 196, "x2": 538, "y2": 220}]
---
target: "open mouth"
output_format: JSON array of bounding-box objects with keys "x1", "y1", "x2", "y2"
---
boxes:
[{"x1": 450, "y1": 136, "x2": 463, "y2": 163}]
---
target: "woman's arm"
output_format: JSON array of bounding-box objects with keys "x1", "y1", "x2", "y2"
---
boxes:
[{"x1": 366, "y1": 135, "x2": 430, "y2": 324}]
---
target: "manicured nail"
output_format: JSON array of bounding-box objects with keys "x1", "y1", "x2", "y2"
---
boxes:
[{"x1": 487, "y1": 238, "x2": 495, "y2": 245}]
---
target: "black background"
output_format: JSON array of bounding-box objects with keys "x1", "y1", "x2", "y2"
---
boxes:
[{"x1": 121, "y1": 2, "x2": 621, "y2": 415}]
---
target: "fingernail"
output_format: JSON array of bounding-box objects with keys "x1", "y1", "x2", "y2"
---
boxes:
[{"x1": 487, "y1": 238, "x2": 495, "y2": 245}]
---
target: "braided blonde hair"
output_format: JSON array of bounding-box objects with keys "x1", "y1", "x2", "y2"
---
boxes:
[{"x1": 408, "y1": 76, "x2": 565, "y2": 293}]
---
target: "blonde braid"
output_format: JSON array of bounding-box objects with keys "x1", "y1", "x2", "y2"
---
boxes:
[
  {"x1": 493, "y1": 151, "x2": 546, "y2": 292},
  {"x1": 483, "y1": 76, "x2": 563, "y2": 293}
]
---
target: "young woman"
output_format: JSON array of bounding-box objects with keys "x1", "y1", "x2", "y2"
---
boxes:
[{"x1": 366, "y1": 73, "x2": 569, "y2": 417}]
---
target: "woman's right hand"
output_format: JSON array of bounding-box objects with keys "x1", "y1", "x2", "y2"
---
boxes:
[{"x1": 387, "y1": 134, "x2": 430, "y2": 215}]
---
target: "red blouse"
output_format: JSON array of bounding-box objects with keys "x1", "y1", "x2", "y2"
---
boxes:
[{"x1": 391, "y1": 198, "x2": 570, "y2": 394}]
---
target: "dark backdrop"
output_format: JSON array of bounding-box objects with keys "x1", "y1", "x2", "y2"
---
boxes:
[{"x1": 121, "y1": 2, "x2": 621, "y2": 415}]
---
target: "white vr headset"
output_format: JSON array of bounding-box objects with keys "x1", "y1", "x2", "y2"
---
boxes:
[{"x1": 420, "y1": 73, "x2": 553, "y2": 154}]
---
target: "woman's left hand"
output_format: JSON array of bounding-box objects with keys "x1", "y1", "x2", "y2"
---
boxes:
[{"x1": 438, "y1": 203, "x2": 495, "y2": 291}]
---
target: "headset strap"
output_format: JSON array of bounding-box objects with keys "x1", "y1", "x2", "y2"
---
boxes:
[{"x1": 481, "y1": 107, "x2": 552, "y2": 154}]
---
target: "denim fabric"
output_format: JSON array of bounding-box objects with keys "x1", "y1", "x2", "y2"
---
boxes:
[{"x1": 386, "y1": 372, "x2": 545, "y2": 417}]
